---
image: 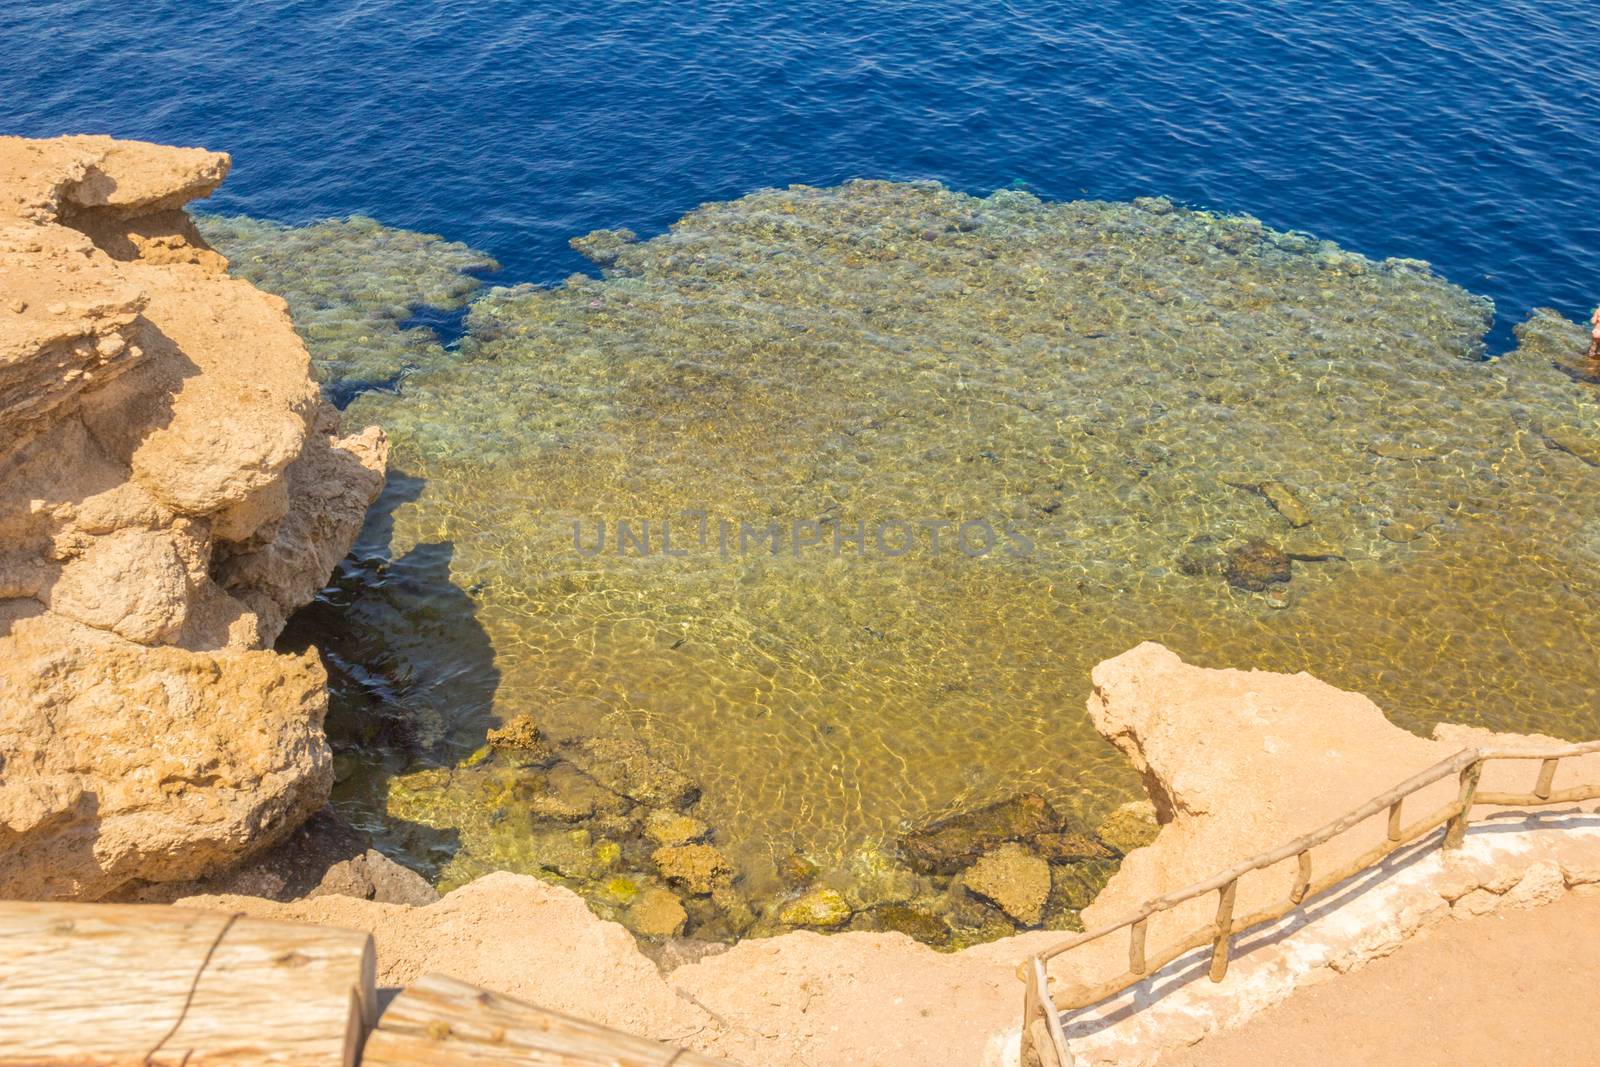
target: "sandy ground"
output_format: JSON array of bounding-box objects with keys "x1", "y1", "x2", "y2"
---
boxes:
[{"x1": 1162, "y1": 887, "x2": 1600, "y2": 1067}]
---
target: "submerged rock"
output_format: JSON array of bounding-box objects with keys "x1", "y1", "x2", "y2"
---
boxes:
[
  {"x1": 652, "y1": 843, "x2": 732, "y2": 895},
  {"x1": 900, "y1": 793, "x2": 1061, "y2": 875},
  {"x1": 567, "y1": 737, "x2": 701, "y2": 810},
  {"x1": 570, "y1": 227, "x2": 639, "y2": 268},
  {"x1": 1095, "y1": 800, "x2": 1160, "y2": 854},
  {"x1": 644, "y1": 809, "x2": 710, "y2": 847},
  {"x1": 486, "y1": 713, "x2": 556, "y2": 764},
  {"x1": 1034, "y1": 831, "x2": 1117, "y2": 862},
  {"x1": 624, "y1": 886, "x2": 688, "y2": 939},
  {"x1": 778, "y1": 886, "x2": 853, "y2": 928},
  {"x1": 1259, "y1": 481, "x2": 1312, "y2": 528},
  {"x1": 864, "y1": 904, "x2": 953, "y2": 946},
  {"x1": 963, "y1": 843, "x2": 1051, "y2": 926},
  {"x1": 1224, "y1": 538, "x2": 1291, "y2": 591},
  {"x1": 776, "y1": 852, "x2": 821, "y2": 889},
  {"x1": 1049, "y1": 859, "x2": 1121, "y2": 913}
]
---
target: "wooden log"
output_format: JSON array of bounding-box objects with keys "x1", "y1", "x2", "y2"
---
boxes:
[
  {"x1": 1386, "y1": 798, "x2": 1404, "y2": 842},
  {"x1": 0, "y1": 901, "x2": 375, "y2": 1067},
  {"x1": 1475, "y1": 784, "x2": 1600, "y2": 806},
  {"x1": 1031, "y1": 958, "x2": 1074, "y2": 1067},
  {"x1": 361, "y1": 973, "x2": 736, "y2": 1066}
]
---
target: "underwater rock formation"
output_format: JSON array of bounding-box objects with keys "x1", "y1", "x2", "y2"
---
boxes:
[{"x1": 0, "y1": 135, "x2": 387, "y2": 899}]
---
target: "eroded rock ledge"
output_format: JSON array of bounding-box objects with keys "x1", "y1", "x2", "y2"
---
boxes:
[
  {"x1": 170, "y1": 645, "x2": 1600, "y2": 1066},
  {"x1": 0, "y1": 135, "x2": 387, "y2": 899}
]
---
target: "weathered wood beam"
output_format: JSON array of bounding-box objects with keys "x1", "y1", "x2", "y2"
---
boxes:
[
  {"x1": 0, "y1": 901, "x2": 375, "y2": 1067},
  {"x1": 361, "y1": 972, "x2": 736, "y2": 1066}
]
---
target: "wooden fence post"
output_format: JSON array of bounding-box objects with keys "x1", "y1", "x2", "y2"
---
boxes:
[
  {"x1": 1444, "y1": 760, "x2": 1483, "y2": 849},
  {"x1": 1209, "y1": 879, "x2": 1238, "y2": 982},
  {"x1": 1535, "y1": 758, "x2": 1560, "y2": 801},
  {"x1": 1290, "y1": 851, "x2": 1312, "y2": 905}
]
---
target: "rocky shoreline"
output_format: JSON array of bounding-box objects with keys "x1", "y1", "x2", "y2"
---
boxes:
[
  {"x1": 163, "y1": 642, "x2": 1600, "y2": 1067},
  {"x1": 3, "y1": 134, "x2": 1598, "y2": 1066}
]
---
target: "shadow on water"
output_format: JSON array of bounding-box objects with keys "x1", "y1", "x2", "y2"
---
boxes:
[{"x1": 276, "y1": 469, "x2": 501, "y2": 879}]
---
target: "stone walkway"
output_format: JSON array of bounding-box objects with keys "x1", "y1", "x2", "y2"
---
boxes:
[{"x1": 1162, "y1": 887, "x2": 1600, "y2": 1067}]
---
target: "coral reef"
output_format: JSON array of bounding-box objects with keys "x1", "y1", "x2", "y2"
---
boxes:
[{"x1": 0, "y1": 135, "x2": 387, "y2": 899}]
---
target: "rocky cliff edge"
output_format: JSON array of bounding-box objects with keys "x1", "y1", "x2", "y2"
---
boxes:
[{"x1": 0, "y1": 135, "x2": 387, "y2": 899}]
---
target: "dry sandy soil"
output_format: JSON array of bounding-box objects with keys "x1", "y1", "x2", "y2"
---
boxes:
[{"x1": 1163, "y1": 887, "x2": 1600, "y2": 1067}]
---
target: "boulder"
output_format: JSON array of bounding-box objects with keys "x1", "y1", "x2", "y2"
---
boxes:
[
  {"x1": 963, "y1": 843, "x2": 1050, "y2": 926},
  {"x1": 777, "y1": 886, "x2": 853, "y2": 928},
  {"x1": 899, "y1": 792, "x2": 1061, "y2": 874},
  {"x1": 652, "y1": 844, "x2": 731, "y2": 895},
  {"x1": 624, "y1": 886, "x2": 688, "y2": 939},
  {"x1": 0, "y1": 609, "x2": 332, "y2": 900}
]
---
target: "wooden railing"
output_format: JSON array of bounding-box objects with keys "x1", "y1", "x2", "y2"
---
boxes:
[{"x1": 1020, "y1": 739, "x2": 1600, "y2": 1067}]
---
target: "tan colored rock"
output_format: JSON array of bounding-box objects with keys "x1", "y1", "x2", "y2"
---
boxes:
[
  {"x1": 0, "y1": 608, "x2": 331, "y2": 900},
  {"x1": 963, "y1": 843, "x2": 1050, "y2": 926},
  {"x1": 652, "y1": 843, "x2": 732, "y2": 895},
  {"x1": 484, "y1": 713, "x2": 556, "y2": 763},
  {"x1": 1095, "y1": 799, "x2": 1159, "y2": 854},
  {"x1": 624, "y1": 886, "x2": 689, "y2": 939},
  {"x1": 1081, "y1": 642, "x2": 1600, "y2": 964},
  {"x1": 777, "y1": 886, "x2": 852, "y2": 928},
  {"x1": 45, "y1": 525, "x2": 192, "y2": 642},
  {"x1": 644, "y1": 809, "x2": 710, "y2": 847},
  {"x1": 0, "y1": 135, "x2": 387, "y2": 898}
]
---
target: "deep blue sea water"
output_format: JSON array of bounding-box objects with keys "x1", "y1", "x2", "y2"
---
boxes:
[{"x1": 4, "y1": 1, "x2": 1599, "y2": 347}]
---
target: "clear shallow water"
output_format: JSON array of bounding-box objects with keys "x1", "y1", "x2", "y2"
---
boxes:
[
  {"x1": 5, "y1": 1, "x2": 1600, "y2": 347},
  {"x1": 6, "y1": 2, "x2": 1600, "y2": 942},
  {"x1": 203, "y1": 186, "x2": 1599, "y2": 945}
]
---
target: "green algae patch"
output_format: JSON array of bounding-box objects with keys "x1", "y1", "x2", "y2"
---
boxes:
[{"x1": 250, "y1": 182, "x2": 1598, "y2": 946}]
